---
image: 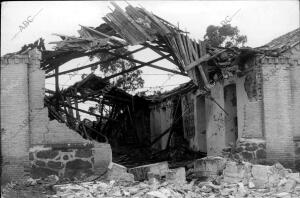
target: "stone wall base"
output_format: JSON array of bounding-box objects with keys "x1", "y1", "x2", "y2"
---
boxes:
[
  {"x1": 29, "y1": 142, "x2": 111, "y2": 179},
  {"x1": 222, "y1": 138, "x2": 266, "y2": 163}
]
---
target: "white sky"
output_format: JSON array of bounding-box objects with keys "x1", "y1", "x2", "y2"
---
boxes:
[{"x1": 1, "y1": 0, "x2": 299, "y2": 95}]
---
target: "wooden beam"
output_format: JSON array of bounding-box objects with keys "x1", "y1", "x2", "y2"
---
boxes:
[
  {"x1": 185, "y1": 49, "x2": 227, "y2": 71},
  {"x1": 44, "y1": 45, "x2": 126, "y2": 72},
  {"x1": 143, "y1": 43, "x2": 177, "y2": 65},
  {"x1": 103, "y1": 54, "x2": 172, "y2": 80},
  {"x1": 73, "y1": 89, "x2": 80, "y2": 120},
  {"x1": 62, "y1": 103, "x2": 117, "y2": 122},
  {"x1": 106, "y1": 51, "x2": 188, "y2": 76},
  {"x1": 45, "y1": 46, "x2": 147, "y2": 78},
  {"x1": 55, "y1": 67, "x2": 60, "y2": 110},
  {"x1": 55, "y1": 67, "x2": 59, "y2": 93},
  {"x1": 146, "y1": 64, "x2": 188, "y2": 76}
]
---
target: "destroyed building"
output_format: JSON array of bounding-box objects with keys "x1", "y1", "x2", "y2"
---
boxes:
[
  {"x1": 1, "y1": 3, "x2": 300, "y2": 185},
  {"x1": 148, "y1": 28, "x2": 300, "y2": 170}
]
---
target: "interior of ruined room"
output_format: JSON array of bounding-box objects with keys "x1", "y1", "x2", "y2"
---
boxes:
[{"x1": 1, "y1": 2, "x2": 300, "y2": 186}]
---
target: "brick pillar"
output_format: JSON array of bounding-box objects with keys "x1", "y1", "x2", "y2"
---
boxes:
[
  {"x1": 261, "y1": 57, "x2": 295, "y2": 168},
  {"x1": 28, "y1": 49, "x2": 48, "y2": 145},
  {"x1": 1, "y1": 54, "x2": 30, "y2": 183}
]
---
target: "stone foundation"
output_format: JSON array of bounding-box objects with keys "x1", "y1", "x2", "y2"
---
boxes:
[
  {"x1": 29, "y1": 143, "x2": 95, "y2": 178},
  {"x1": 222, "y1": 138, "x2": 266, "y2": 162}
]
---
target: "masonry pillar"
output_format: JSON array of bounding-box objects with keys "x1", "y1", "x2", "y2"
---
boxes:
[
  {"x1": 261, "y1": 57, "x2": 295, "y2": 168},
  {"x1": 1, "y1": 54, "x2": 30, "y2": 183},
  {"x1": 28, "y1": 49, "x2": 49, "y2": 145},
  {"x1": 205, "y1": 82, "x2": 226, "y2": 156}
]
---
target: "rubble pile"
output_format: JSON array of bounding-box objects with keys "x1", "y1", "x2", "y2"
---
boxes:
[{"x1": 2, "y1": 157, "x2": 300, "y2": 198}]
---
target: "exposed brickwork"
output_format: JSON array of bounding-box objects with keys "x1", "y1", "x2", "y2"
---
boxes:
[
  {"x1": 1, "y1": 54, "x2": 31, "y2": 182},
  {"x1": 261, "y1": 44, "x2": 300, "y2": 169},
  {"x1": 222, "y1": 138, "x2": 266, "y2": 163},
  {"x1": 1, "y1": 50, "x2": 112, "y2": 182},
  {"x1": 236, "y1": 58, "x2": 264, "y2": 139}
]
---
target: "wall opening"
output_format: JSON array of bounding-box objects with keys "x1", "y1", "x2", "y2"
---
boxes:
[
  {"x1": 224, "y1": 84, "x2": 238, "y2": 146},
  {"x1": 170, "y1": 97, "x2": 184, "y2": 146},
  {"x1": 195, "y1": 95, "x2": 207, "y2": 152}
]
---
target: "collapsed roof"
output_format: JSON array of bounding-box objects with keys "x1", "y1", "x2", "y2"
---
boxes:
[
  {"x1": 44, "y1": 2, "x2": 293, "y2": 92},
  {"x1": 6, "y1": 1, "x2": 299, "y2": 148}
]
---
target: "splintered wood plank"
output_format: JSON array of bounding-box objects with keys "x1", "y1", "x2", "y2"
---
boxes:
[
  {"x1": 185, "y1": 36, "x2": 201, "y2": 86},
  {"x1": 171, "y1": 37, "x2": 185, "y2": 67},
  {"x1": 102, "y1": 17, "x2": 125, "y2": 38},
  {"x1": 106, "y1": 13, "x2": 137, "y2": 45},
  {"x1": 186, "y1": 48, "x2": 227, "y2": 71},
  {"x1": 125, "y1": 6, "x2": 157, "y2": 42},
  {"x1": 165, "y1": 38, "x2": 186, "y2": 72},
  {"x1": 105, "y1": 14, "x2": 129, "y2": 41},
  {"x1": 182, "y1": 34, "x2": 192, "y2": 62},
  {"x1": 175, "y1": 33, "x2": 189, "y2": 65},
  {"x1": 175, "y1": 34, "x2": 198, "y2": 84},
  {"x1": 164, "y1": 36, "x2": 185, "y2": 71},
  {"x1": 139, "y1": 6, "x2": 171, "y2": 35},
  {"x1": 111, "y1": 2, "x2": 152, "y2": 42},
  {"x1": 126, "y1": 5, "x2": 145, "y2": 19},
  {"x1": 112, "y1": 10, "x2": 142, "y2": 44},
  {"x1": 198, "y1": 40, "x2": 207, "y2": 57},
  {"x1": 187, "y1": 37, "x2": 198, "y2": 61},
  {"x1": 193, "y1": 39, "x2": 200, "y2": 58},
  {"x1": 181, "y1": 34, "x2": 191, "y2": 64}
]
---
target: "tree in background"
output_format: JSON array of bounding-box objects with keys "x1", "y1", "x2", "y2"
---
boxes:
[
  {"x1": 91, "y1": 47, "x2": 144, "y2": 92},
  {"x1": 204, "y1": 24, "x2": 247, "y2": 48},
  {"x1": 90, "y1": 23, "x2": 144, "y2": 92}
]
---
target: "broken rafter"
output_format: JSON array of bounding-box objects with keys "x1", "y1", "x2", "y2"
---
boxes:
[
  {"x1": 44, "y1": 45, "x2": 126, "y2": 73},
  {"x1": 106, "y1": 51, "x2": 188, "y2": 77},
  {"x1": 61, "y1": 103, "x2": 118, "y2": 122},
  {"x1": 142, "y1": 43, "x2": 177, "y2": 65},
  {"x1": 103, "y1": 54, "x2": 172, "y2": 81},
  {"x1": 45, "y1": 46, "x2": 147, "y2": 78},
  {"x1": 185, "y1": 49, "x2": 227, "y2": 71}
]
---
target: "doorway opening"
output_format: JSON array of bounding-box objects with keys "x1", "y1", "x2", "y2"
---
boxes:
[
  {"x1": 195, "y1": 95, "x2": 207, "y2": 152},
  {"x1": 224, "y1": 84, "x2": 238, "y2": 146}
]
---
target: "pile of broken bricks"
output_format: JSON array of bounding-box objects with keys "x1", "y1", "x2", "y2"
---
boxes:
[
  {"x1": 48, "y1": 157, "x2": 300, "y2": 198},
  {"x1": 2, "y1": 157, "x2": 300, "y2": 198}
]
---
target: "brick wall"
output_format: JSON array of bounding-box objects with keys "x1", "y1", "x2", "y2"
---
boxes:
[
  {"x1": 288, "y1": 45, "x2": 300, "y2": 138},
  {"x1": 204, "y1": 62, "x2": 265, "y2": 156},
  {"x1": 28, "y1": 50, "x2": 48, "y2": 144},
  {"x1": 1, "y1": 50, "x2": 111, "y2": 182},
  {"x1": 26, "y1": 50, "x2": 89, "y2": 145},
  {"x1": 236, "y1": 59, "x2": 264, "y2": 139},
  {"x1": 261, "y1": 44, "x2": 300, "y2": 168},
  {"x1": 1, "y1": 54, "x2": 31, "y2": 182}
]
